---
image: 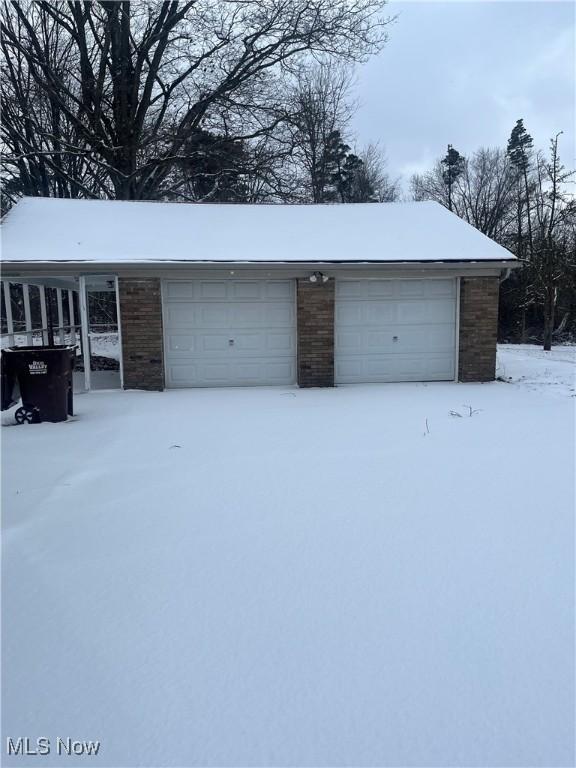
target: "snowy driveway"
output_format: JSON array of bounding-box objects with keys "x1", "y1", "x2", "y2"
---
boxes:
[{"x1": 2, "y1": 347, "x2": 574, "y2": 767}]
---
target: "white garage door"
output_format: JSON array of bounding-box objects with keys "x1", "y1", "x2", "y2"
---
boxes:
[
  {"x1": 335, "y1": 279, "x2": 457, "y2": 383},
  {"x1": 163, "y1": 279, "x2": 296, "y2": 387}
]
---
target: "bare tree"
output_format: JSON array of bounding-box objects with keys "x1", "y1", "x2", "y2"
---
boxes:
[
  {"x1": 358, "y1": 143, "x2": 399, "y2": 202},
  {"x1": 287, "y1": 61, "x2": 356, "y2": 201},
  {"x1": 1, "y1": 0, "x2": 391, "y2": 204},
  {"x1": 411, "y1": 147, "x2": 516, "y2": 239},
  {"x1": 411, "y1": 136, "x2": 576, "y2": 347},
  {"x1": 528, "y1": 135, "x2": 575, "y2": 350},
  {"x1": 459, "y1": 149, "x2": 517, "y2": 240},
  {"x1": 0, "y1": 9, "x2": 109, "y2": 205}
]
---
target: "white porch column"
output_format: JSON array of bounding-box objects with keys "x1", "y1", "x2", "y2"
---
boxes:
[
  {"x1": 39, "y1": 285, "x2": 49, "y2": 345},
  {"x1": 114, "y1": 276, "x2": 124, "y2": 390},
  {"x1": 23, "y1": 284, "x2": 33, "y2": 345},
  {"x1": 56, "y1": 288, "x2": 65, "y2": 344},
  {"x1": 3, "y1": 282, "x2": 15, "y2": 346},
  {"x1": 78, "y1": 276, "x2": 91, "y2": 391},
  {"x1": 68, "y1": 290, "x2": 76, "y2": 345}
]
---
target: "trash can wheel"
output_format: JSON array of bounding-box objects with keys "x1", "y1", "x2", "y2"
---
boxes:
[{"x1": 15, "y1": 406, "x2": 40, "y2": 424}]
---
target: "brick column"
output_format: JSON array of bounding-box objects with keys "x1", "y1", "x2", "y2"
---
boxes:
[
  {"x1": 118, "y1": 278, "x2": 164, "y2": 391},
  {"x1": 458, "y1": 276, "x2": 500, "y2": 382},
  {"x1": 297, "y1": 278, "x2": 335, "y2": 387}
]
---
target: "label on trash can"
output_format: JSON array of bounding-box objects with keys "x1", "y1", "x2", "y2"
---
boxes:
[{"x1": 28, "y1": 361, "x2": 48, "y2": 375}]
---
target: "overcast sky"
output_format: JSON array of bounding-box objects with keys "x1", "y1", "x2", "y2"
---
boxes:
[{"x1": 352, "y1": 1, "x2": 575, "y2": 188}]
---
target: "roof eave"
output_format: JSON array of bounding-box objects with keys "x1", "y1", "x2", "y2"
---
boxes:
[{"x1": 2, "y1": 257, "x2": 518, "y2": 266}]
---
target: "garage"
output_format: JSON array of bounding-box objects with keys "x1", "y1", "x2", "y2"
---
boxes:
[
  {"x1": 335, "y1": 279, "x2": 457, "y2": 384},
  {"x1": 163, "y1": 279, "x2": 296, "y2": 387},
  {"x1": 5, "y1": 198, "x2": 516, "y2": 389}
]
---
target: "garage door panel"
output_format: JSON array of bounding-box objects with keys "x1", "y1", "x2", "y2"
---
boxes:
[
  {"x1": 427, "y1": 325, "x2": 456, "y2": 349},
  {"x1": 366, "y1": 357, "x2": 423, "y2": 377},
  {"x1": 396, "y1": 300, "x2": 455, "y2": 324},
  {"x1": 265, "y1": 305, "x2": 295, "y2": 325},
  {"x1": 397, "y1": 279, "x2": 456, "y2": 298},
  {"x1": 336, "y1": 354, "x2": 455, "y2": 383},
  {"x1": 366, "y1": 281, "x2": 395, "y2": 298},
  {"x1": 235, "y1": 360, "x2": 294, "y2": 382},
  {"x1": 336, "y1": 281, "x2": 366, "y2": 299},
  {"x1": 167, "y1": 330, "x2": 296, "y2": 357},
  {"x1": 235, "y1": 333, "x2": 262, "y2": 352},
  {"x1": 230, "y1": 281, "x2": 263, "y2": 299},
  {"x1": 266, "y1": 281, "x2": 294, "y2": 299},
  {"x1": 164, "y1": 279, "x2": 296, "y2": 387},
  {"x1": 397, "y1": 281, "x2": 429, "y2": 298},
  {"x1": 167, "y1": 303, "x2": 294, "y2": 331},
  {"x1": 230, "y1": 304, "x2": 295, "y2": 327},
  {"x1": 198, "y1": 282, "x2": 228, "y2": 299},
  {"x1": 426, "y1": 279, "x2": 456, "y2": 297},
  {"x1": 166, "y1": 358, "x2": 296, "y2": 387},
  {"x1": 431, "y1": 301, "x2": 456, "y2": 323},
  {"x1": 167, "y1": 280, "x2": 297, "y2": 303},
  {"x1": 335, "y1": 304, "x2": 363, "y2": 325},
  {"x1": 336, "y1": 303, "x2": 398, "y2": 325},
  {"x1": 337, "y1": 299, "x2": 455, "y2": 327},
  {"x1": 202, "y1": 306, "x2": 233, "y2": 326},
  {"x1": 165, "y1": 305, "x2": 196, "y2": 327},
  {"x1": 365, "y1": 331, "x2": 390, "y2": 351},
  {"x1": 338, "y1": 324, "x2": 455, "y2": 356},
  {"x1": 266, "y1": 332, "x2": 295, "y2": 352},
  {"x1": 337, "y1": 331, "x2": 363, "y2": 351},
  {"x1": 337, "y1": 280, "x2": 397, "y2": 299},
  {"x1": 366, "y1": 303, "x2": 397, "y2": 323},
  {"x1": 169, "y1": 363, "x2": 200, "y2": 383},
  {"x1": 168, "y1": 334, "x2": 197, "y2": 353},
  {"x1": 226, "y1": 281, "x2": 294, "y2": 301},
  {"x1": 428, "y1": 356, "x2": 455, "y2": 376},
  {"x1": 165, "y1": 282, "x2": 196, "y2": 300},
  {"x1": 335, "y1": 279, "x2": 456, "y2": 383},
  {"x1": 202, "y1": 334, "x2": 232, "y2": 352},
  {"x1": 396, "y1": 302, "x2": 427, "y2": 323},
  {"x1": 229, "y1": 305, "x2": 264, "y2": 325}
]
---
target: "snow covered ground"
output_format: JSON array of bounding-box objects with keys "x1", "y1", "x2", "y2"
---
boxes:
[
  {"x1": 1, "y1": 331, "x2": 120, "y2": 359},
  {"x1": 2, "y1": 346, "x2": 574, "y2": 767},
  {"x1": 497, "y1": 343, "x2": 575, "y2": 398},
  {"x1": 88, "y1": 332, "x2": 120, "y2": 361}
]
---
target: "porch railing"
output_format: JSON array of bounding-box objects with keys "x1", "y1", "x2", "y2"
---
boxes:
[{"x1": 1, "y1": 282, "x2": 80, "y2": 347}]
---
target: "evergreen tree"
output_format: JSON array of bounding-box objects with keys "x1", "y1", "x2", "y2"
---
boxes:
[
  {"x1": 440, "y1": 144, "x2": 465, "y2": 211},
  {"x1": 507, "y1": 118, "x2": 535, "y2": 257},
  {"x1": 319, "y1": 130, "x2": 375, "y2": 202},
  {"x1": 506, "y1": 119, "x2": 533, "y2": 172},
  {"x1": 321, "y1": 130, "x2": 350, "y2": 201},
  {"x1": 506, "y1": 120, "x2": 535, "y2": 339},
  {"x1": 340, "y1": 153, "x2": 376, "y2": 202}
]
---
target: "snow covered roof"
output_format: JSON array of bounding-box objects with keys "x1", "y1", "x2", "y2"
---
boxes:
[{"x1": 2, "y1": 196, "x2": 515, "y2": 265}]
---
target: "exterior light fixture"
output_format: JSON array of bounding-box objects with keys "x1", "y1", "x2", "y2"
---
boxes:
[{"x1": 309, "y1": 271, "x2": 329, "y2": 284}]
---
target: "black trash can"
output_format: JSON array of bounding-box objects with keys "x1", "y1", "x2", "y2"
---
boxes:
[
  {"x1": 2, "y1": 346, "x2": 76, "y2": 423},
  {"x1": 1, "y1": 351, "x2": 19, "y2": 411}
]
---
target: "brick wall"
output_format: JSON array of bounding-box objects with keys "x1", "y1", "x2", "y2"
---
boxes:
[
  {"x1": 114, "y1": 275, "x2": 498, "y2": 390},
  {"x1": 297, "y1": 278, "x2": 335, "y2": 387},
  {"x1": 118, "y1": 278, "x2": 164, "y2": 390},
  {"x1": 458, "y1": 276, "x2": 500, "y2": 382}
]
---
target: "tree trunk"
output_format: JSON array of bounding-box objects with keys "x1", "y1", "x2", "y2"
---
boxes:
[
  {"x1": 520, "y1": 307, "x2": 527, "y2": 344},
  {"x1": 543, "y1": 285, "x2": 555, "y2": 351}
]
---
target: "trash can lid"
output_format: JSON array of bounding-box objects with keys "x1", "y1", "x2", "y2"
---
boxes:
[{"x1": 3, "y1": 345, "x2": 76, "y2": 352}]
